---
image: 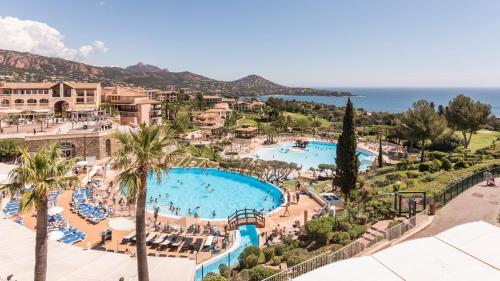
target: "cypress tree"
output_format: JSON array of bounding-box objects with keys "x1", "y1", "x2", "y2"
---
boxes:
[
  {"x1": 335, "y1": 98, "x2": 359, "y2": 202},
  {"x1": 378, "y1": 134, "x2": 383, "y2": 167}
]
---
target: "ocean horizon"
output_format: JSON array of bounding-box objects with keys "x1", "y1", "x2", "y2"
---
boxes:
[{"x1": 257, "y1": 87, "x2": 500, "y2": 115}]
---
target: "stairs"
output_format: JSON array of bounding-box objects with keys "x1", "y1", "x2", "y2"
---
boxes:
[{"x1": 359, "y1": 221, "x2": 390, "y2": 248}]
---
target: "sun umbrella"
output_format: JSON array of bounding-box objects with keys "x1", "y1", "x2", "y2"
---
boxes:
[
  {"x1": 108, "y1": 217, "x2": 135, "y2": 231},
  {"x1": 76, "y1": 160, "x2": 88, "y2": 167},
  {"x1": 47, "y1": 206, "x2": 63, "y2": 216},
  {"x1": 48, "y1": 230, "x2": 64, "y2": 241}
]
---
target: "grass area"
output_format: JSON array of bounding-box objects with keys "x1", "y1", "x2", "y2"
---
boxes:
[
  {"x1": 455, "y1": 129, "x2": 500, "y2": 152},
  {"x1": 284, "y1": 112, "x2": 331, "y2": 128}
]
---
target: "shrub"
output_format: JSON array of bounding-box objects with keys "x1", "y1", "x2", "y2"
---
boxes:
[
  {"x1": 286, "y1": 254, "x2": 309, "y2": 267},
  {"x1": 203, "y1": 273, "x2": 228, "y2": 281},
  {"x1": 388, "y1": 220, "x2": 401, "y2": 228},
  {"x1": 239, "y1": 246, "x2": 261, "y2": 268},
  {"x1": 375, "y1": 166, "x2": 397, "y2": 175},
  {"x1": 330, "y1": 231, "x2": 351, "y2": 245},
  {"x1": 441, "y1": 157, "x2": 453, "y2": 171},
  {"x1": 427, "y1": 133, "x2": 462, "y2": 152},
  {"x1": 248, "y1": 266, "x2": 280, "y2": 281},
  {"x1": 336, "y1": 221, "x2": 352, "y2": 232},
  {"x1": 263, "y1": 247, "x2": 275, "y2": 262},
  {"x1": 329, "y1": 244, "x2": 344, "y2": 252},
  {"x1": 271, "y1": 256, "x2": 282, "y2": 266},
  {"x1": 406, "y1": 171, "x2": 421, "y2": 178},
  {"x1": 365, "y1": 198, "x2": 395, "y2": 222},
  {"x1": 219, "y1": 264, "x2": 230, "y2": 278},
  {"x1": 430, "y1": 159, "x2": 442, "y2": 172},
  {"x1": 427, "y1": 151, "x2": 448, "y2": 160},
  {"x1": 273, "y1": 243, "x2": 286, "y2": 256},
  {"x1": 418, "y1": 163, "x2": 431, "y2": 172},
  {"x1": 305, "y1": 217, "x2": 334, "y2": 245},
  {"x1": 244, "y1": 254, "x2": 259, "y2": 269}
]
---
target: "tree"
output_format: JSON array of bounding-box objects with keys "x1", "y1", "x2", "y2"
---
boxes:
[
  {"x1": 399, "y1": 100, "x2": 446, "y2": 162},
  {"x1": 335, "y1": 98, "x2": 359, "y2": 202},
  {"x1": 445, "y1": 95, "x2": 492, "y2": 149},
  {"x1": 1, "y1": 144, "x2": 76, "y2": 281},
  {"x1": 378, "y1": 135, "x2": 383, "y2": 167},
  {"x1": 195, "y1": 92, "x2": 205, "y2": 111},
  {"x1": 113, "y1": 125, "x2": 180, "y2": 281}
]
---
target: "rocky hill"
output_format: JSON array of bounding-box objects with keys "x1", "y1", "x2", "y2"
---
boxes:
[{"x1": 0, "y1": 49, "x2": 351, "y2": 97}]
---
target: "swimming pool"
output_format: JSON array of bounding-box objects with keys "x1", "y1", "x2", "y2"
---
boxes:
[
  {"x1": 195, "y1": 224, "x2": 259, "y2": 281},
  {"x1": 250, "y1": 141, "x2": 376, "y2": 171},
  {"x1": 146, "y1": 168, "x2": 284, "y2": 220}
]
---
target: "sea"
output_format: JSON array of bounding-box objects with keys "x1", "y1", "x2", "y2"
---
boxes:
[{"x1": 255, "y1": 88, "x2": 500, "y2": 116}]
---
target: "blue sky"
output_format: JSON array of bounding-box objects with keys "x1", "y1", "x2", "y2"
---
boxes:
[{"x1": 1, "y1": 0, "x2": 500, "y2": 87}]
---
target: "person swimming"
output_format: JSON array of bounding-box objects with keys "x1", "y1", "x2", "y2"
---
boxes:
[{"x1": 212, "y1": 210, "x2": 216, "y2": 217}]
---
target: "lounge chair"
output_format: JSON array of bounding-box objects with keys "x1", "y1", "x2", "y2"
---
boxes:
[
  {"x1": 180, "y1": 237, "x2": 194, "y2": 251},
  {"x1": 146, "y1": 233, "x2": 158, "y2": 245},
  {"x1": 191, "y1": 238, "x2": 203, "y2": 252},
  {"x1": 151, "y1": 234, "x2": 168, "y2": 247},
  {"x1": 122, "y1": 231, "x2": 136, "y2": 244},
  {"x1": 169, "y1": 236, "x2": 185, "y2": 249}
]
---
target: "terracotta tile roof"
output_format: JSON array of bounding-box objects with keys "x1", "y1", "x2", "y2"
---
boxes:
[{"x1": 0, "y1": 82, "x2": 58, "y2": 89}]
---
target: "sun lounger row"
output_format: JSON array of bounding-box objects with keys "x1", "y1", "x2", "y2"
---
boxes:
[
  {"x1": 73, "y1": 204, "x2": 108, "y2": 223},
  {"x1": 3, "y1": 200, "x2": 20, "y2": 216},
  {"x1": 58, "y1": 227, "x2": 86, "y2": 244}
]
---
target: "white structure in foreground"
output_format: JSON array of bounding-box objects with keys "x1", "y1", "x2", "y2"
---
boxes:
[
  {"x1": 0, "y1": 218, "x2": 196, "y2": 281},
  {"x1": 294, "y1": 221, "x2": 500, "y2": 281}
]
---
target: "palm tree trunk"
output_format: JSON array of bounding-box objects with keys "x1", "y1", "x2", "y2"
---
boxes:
[
  {"x1": 136, "y1": 172, "x2": 149, "y2": 281},
  {"x1": 34, "y1": 198, "x2": 48, "y2": 281}
]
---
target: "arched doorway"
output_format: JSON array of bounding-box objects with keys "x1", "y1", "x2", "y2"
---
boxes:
[
  {"x1": 105, "y1": 139, "x2": 112, "y2": 156},
  {"x1": 54, "y1": 100, "x2": 69, "y2": 116},
  {"x1": 60, "y1": 142, "x2": 76, "y2": 158}
]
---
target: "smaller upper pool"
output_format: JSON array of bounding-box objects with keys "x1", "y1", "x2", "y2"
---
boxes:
[
  {"x1": 146, "y1": 168, "x2": 284, "y2": 220},
  {"x1": 250, "y1": 141, "x2": 375, "y2": 171}
]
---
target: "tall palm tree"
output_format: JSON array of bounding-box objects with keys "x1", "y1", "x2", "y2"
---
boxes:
[
  {"x1": 1, "y1": 144, "x2": 76, "y2": 281},
  {"x1": 113, "y1": 124, "x2": 181, "y2": 281}
]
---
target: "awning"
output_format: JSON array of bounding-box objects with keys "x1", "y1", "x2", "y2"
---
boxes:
[
  {"x1": 30, "y1": 109, "x2": 50, "y2": 113},
  {"x1": 0, "y1": 108, "x2": 26, "y2": 114}
]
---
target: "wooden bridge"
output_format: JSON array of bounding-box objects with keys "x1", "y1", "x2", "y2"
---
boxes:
[{"x1": 227, "y1": 209, "x2": 265, "y2": 230}]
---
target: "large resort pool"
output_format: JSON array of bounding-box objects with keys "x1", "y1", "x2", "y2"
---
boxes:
[
  {"x1": 146, "y1": 168, "x2": 284, "y2": 220},
  {"x1": 250, "y1": 140, "x2": 376, "y2": 171}
]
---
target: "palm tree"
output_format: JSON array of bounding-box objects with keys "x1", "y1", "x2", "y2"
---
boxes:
[
  {"x1": 1, "y1": 144, "x2": 76, "y2": 281},
  {"x1": 112, "y1": 124, "x2": 180, "y2": 281}
]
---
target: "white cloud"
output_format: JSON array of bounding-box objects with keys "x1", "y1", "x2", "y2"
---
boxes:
[
  {"x1": 0, "y1": 16, "x2": 109, "y2": 61},
  {"x1": 97, "y1": 1, "x2": 106, "y2": 7}
]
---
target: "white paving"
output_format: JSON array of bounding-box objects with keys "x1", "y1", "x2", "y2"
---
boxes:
[{"x1": 0, "y1": 218, "x2": 195, "y2": 281}]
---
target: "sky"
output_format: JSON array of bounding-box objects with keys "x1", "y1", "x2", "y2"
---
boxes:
[{"x1": 1, "y1": 0, "x2": 500, "y2": 88}]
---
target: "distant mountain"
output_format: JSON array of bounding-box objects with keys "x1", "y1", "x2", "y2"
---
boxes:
[
  {"x1": 126, "y1": 62, "x2": 169, "y2": 73},
  {"x1": 0, "y1": 49, "x2": 352, "y2": 97}
]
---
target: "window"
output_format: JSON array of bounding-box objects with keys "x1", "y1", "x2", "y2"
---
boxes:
[
  {"x1": 76, "y1": 98, "x2": 85, "y2": 104},
  {"x1": 16, "y1": 90, "x2": 22, "y2": 95},
  {"x1": 60, "y1": 142, "x2": 76, "y2": 158},
  {"x1": 1, "y1": 99, "x2": 9, "y2": 107},
  {"x1": 86, "y1": 90, "x2": 95, "y2": 96},
  {"x1": 76, "y1": 90, "x2": 85, "y2": 97},
  {"x1": 14, "y1": 99, "x2": 24, "y2": 104},
  {"x1": 39, "y1": 98, "x2": 49, "y2": 104},
  {"x1": 86, "y1": 97, "x2": 95, "y2": 104},
  {"x1": 63, "y1": 89, "x2": 71, "y2": 97},
  {"x1": 27, "y1": 99, "x2": 37, "y2": 105}
]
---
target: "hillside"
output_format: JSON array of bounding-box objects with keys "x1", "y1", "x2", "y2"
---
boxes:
[{"x1": 0, "y1": 49, "x2": 351, "y2": 97}]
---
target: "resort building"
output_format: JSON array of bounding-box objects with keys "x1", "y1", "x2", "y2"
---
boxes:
[
  {"x1": 147, "y1": 89, "x2": 178, "y2": 103},
  {"x1": 102, "y1": 86, "x2": 162, "y2": 125},
  {"x1": 0, "y1": 81, "x2": 101, "y2": 119},
  {"x1": 234, "y1": 125, "x2": 258, "y2": 139},
  {"x1": 202, "y1": 95, "x2": 222, "y2": 107}
]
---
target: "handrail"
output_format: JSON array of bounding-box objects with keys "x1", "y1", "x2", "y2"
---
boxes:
[
  {"x1": 227, "y1": 208, "x2": 265, "y2": 229},
  {"x1": 262, "y1": 165, "x2": 500, "y2": 281}
]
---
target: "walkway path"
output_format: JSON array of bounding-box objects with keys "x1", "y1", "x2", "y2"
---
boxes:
[{"x1": 412, "y1": 181, "x2": 500, "y2": 238}]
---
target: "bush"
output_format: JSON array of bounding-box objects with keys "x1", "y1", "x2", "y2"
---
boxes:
[
  {"x1": 330, "y1": 231, "x2": 351, "y2": 245},
  {"x1": 239, "y1": 246, "x2": 262, "y2": 269},
  {"x1": 219, "y1": 264, "x2": 230, "y2": 278},
  {"x1": 427, "y1": 133, "x2": 462, "y2": 152},
  {"x1": 263, "y1": 247, "x2": 275, "y2": 262},
  {"x1": 375, "y1": 166, "x2": 397, "y2": 175},
  {"x1": 427, "y1": 151, "x2": 448, "y2": 160},
  {"x1": 441, "y1": 157, "x2": 453, "y2": 171},
  {"x1": 271, "y1": 256, "x2": 282, "y2": 266},
  {"x1": 273, "y1": 243, "x2": 286, "y2": 256},
  {"x1": 388, "y1": 220, "x2": 401, "y2": 228},
  {"x1": 454, "y1": 161, "x2": 472, "y2": 169},
  {"x1": 406, "y1": 171, "x2": 421, "y2": 178},
  {"x1": 430, "y1": 159, "x2": 442, "y2": 172},
  {"x1": 248, "y1": 265, "x2": 280, "y2": 281},
  {"x1": 418, "y1": 163, "x2": 431, "y2": 172},
  {"x1": 244, "y1": 254, "x2": 259, "y2": 269},
  {"x1": 305, "y1": 217, "x2": 334, "y2": 245},
  {"x1": 365, "y1": 198, "x2": 395, "y2": 222},
  {"x1": 348, "y1": 224, "x2": 366, "y2": 240},
  {"x1": 286, "y1": 254, "x2": 309, "y2": 267},
  {"x1": 329, "y1": 244, "x2": 344, "y2": 252},
  {"x1": 336, "y1": 221, "x2": 352, "y2": 232},
  {"x1": 203, "y1": 273, "x2": 228, "y2": 281}
]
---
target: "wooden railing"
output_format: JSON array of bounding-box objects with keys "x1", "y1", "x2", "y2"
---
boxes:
[{"x1": 227, "y1": 208, "x2": 265, "y2": 230}]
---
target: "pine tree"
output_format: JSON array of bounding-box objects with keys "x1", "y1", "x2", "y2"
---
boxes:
[{"x1": 335, "y1": 98, "x2": 359, "y2": 202}]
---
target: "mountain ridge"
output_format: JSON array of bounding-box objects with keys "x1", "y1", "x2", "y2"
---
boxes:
[{"x1": 0, "y1": 49, "x2": 352, "y2": 97}]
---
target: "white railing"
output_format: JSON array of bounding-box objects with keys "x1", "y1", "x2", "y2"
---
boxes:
[{"x1": 262, "y1": 210, "x2": 427, "y2": 281}]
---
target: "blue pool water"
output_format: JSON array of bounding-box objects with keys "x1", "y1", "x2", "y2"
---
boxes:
[
  {"x1": 250, "y1": 141, "x2": 375, "y2": 171},
  {"x1": 195, "y1": 224, "x2": 259, "y2": 281},
  {"x1": 146, "y1": 168, "x2": 284, "y2": 220}
]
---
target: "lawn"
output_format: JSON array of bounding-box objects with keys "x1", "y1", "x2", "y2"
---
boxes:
[
  {"x1": 455, "y1": 129, "x2": 500, "y2": 152},
  {"x1": 284, "y1": 112, "x2": 331, "y2": 128}
]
